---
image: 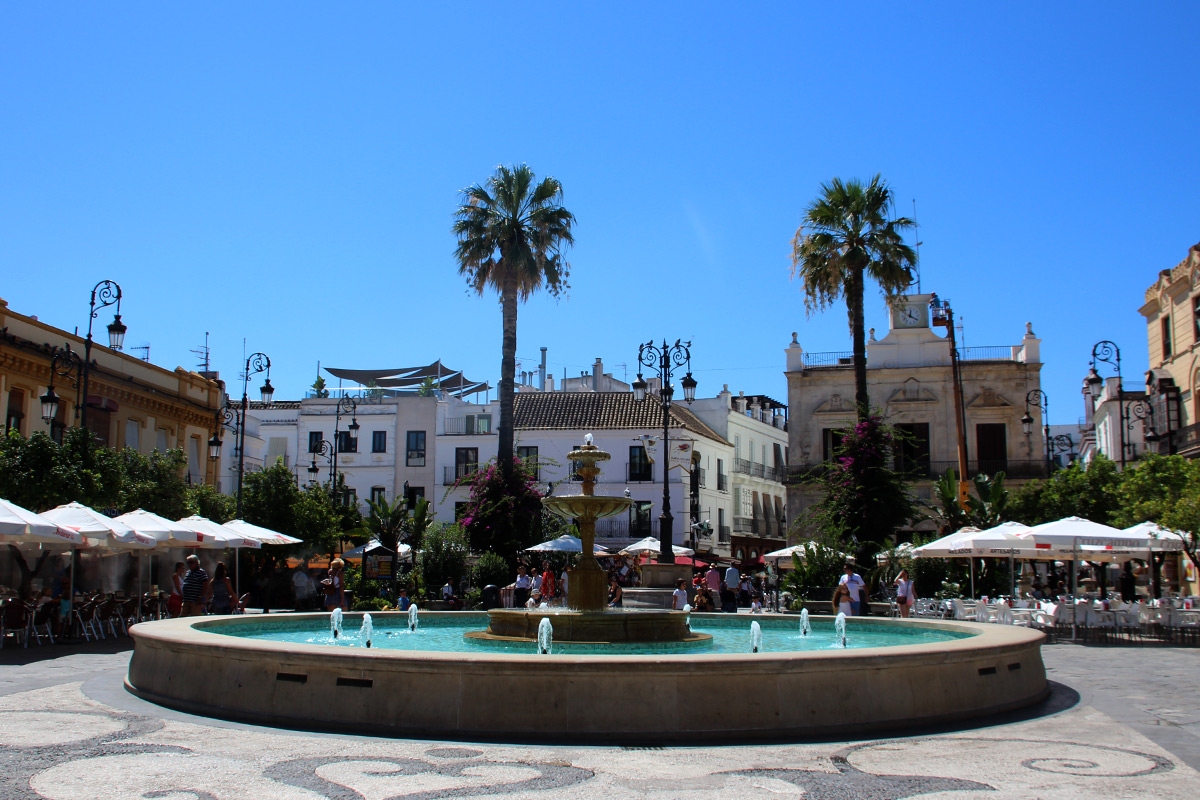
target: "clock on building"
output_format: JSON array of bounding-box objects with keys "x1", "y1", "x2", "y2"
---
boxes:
[{"x1": 893, "y1": 302, "x2": 927, "y2": 329}]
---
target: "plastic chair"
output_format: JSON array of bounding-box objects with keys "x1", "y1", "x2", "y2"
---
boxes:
[
  {"x1": 30, "y1": 602, "x2": 56, "y2": 645},
  {"x1": 1, "y1": 600, "x2": 31, "y2": 648}
]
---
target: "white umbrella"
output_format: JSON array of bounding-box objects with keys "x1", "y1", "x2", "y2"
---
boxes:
[
  {"x1": 113, "y1": 509, "x2": 200, "y2": 547},
  {"x1": 1015, "y1": 516, "x2": 1157, "y2": 560},
  {"x1": 1120, "y1": 522, "x2": 1185, "y2": 552},
  {"x1": 875, "y1": 541, "x2": 914, "y2": 565},
  {"x1": 912, "y1": 525, "x2": 1038, "y2": 598},
  {"x1": 222, "y1": 519, "x2": 303, "y2": 545},
  {"x1": 526, "y1": 534, "x2": 609, "y2": 554},
  {"x1": 41, "y1": 503, "x2": 155, "y2": 549},
  {"x1": 765, "y1": 541, "x2": 848, "y2": 562},
  {"x1": 620, "y1": 535, "x2": 694, "y2": 557},
  {"x1": 343, "y1": 539, "x2": 413, "y2": 560},
  {"x1": 177, "y1": 516, "x2": 263, "y2": 550},
  {"x1": 0, "y1": 498, "x2": 82, "y2": 545}
]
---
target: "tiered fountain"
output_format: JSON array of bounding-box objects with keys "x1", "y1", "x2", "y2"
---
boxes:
[{"x1": 467, "y1": 435, "x2": 710, "y2": 645}]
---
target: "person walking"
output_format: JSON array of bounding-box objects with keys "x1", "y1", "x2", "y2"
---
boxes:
[
  {"x1": 832, "y1": 584, "x2": 853, "y2": 616},
  {"x1": 839, "y1": 563, "x2": 866, "y2": 616},
  {"x1": 540, "y1": 560, "x2": 557, "y2": 603},
  {"x1": 292, "y1": 563, "x2": 315, "y2": 610},
  {"x1": 180, "y1": 556, "x2": 210, "y2": 617},
  {"x1": 323, "y1": 559, "x2": 346, "y2": 612},
  {"x1": 210, "y1": 563, "x2": 236, "y2": 615},
  {"x1": 894, "y1": 569, "x2": 914, "y2": 619},
  {"x1": 705, "y1": 565, "x2": 721, "y2": 593}
]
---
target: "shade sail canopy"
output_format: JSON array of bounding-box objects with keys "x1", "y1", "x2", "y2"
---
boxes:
[
  {"x1": 324, "y1": 360, "x2": 491, "y2": 397},
  {"x1": 221, "y1": 519, "x2": 303, "y2": 545},
  {"x1": 114, "y1": 509, "x2": 200, "y2": 547},
  {"x1": 620, "y1": 536, "x2": 694, "y2": 556},
  {"x1": 177, "y1": 515, "x2": 262, "y2": 549},
  {"x1": 0, "y1": 498, "x2": 82, "y2": 545},
  {"x1": 41, "y1": 502, "x2": 155, "y2": 549}
]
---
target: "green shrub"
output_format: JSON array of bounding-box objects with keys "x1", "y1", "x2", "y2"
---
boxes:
[
  {"x1": 352, "y1": 597, "x2": 390, "y2": 612},
  {"x1": 475, "y1": 551, "x2": 510, "y2": 588}
]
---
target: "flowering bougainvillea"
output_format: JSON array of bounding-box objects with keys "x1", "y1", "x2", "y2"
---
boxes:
[
  {"x1": 457, "y1": 457, "x2": 545, "y2": 567},
  {"x1": 805, "y1": 414, "x2": 918, "y2": 547}
]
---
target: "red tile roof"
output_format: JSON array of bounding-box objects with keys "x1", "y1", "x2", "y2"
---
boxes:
[{"x1": 513, "y1": 392, "x2": 729, "y2": 444}]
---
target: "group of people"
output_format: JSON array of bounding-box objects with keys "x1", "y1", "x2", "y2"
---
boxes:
[
  {"x1": 511, "y1": 560, "x2": 568, "y2": 608},
  {"x1": 166, "y1": 555, "x2": 240, "y2": 617}
]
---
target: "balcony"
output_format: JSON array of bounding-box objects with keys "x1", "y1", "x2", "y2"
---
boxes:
[
  {"x1": 444, "y1": 417, "x2": 494, "y2": 435},
  {"x1": 443, "y1": 463, "x2": 479, "y2": 485},
  {"x1": 734, "y1": 458, "x2": 752, "y2": 475},
  {"x1": 718, "y1": 525, "x2": 731, "y2": 544},
  {"x1": 1174, "y1": 422, "x2": 1200, "y2": 458},
  {"x1": 785, "y1": 459, "x2": 1051, "y2": 483},
  {"x1": 733, "y1": 517, "x2": 757, "y2": 534}
]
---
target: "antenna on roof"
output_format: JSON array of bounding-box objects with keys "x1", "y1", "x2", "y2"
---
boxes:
[
  {"x1": 131, "y1": 344, "x2": 151, "y2": 362},
  {"x1": 912, "y1": 199, "x2": 922, "y2": 293},
  {"x1": 190, "y1": 332, "x2": 210, "y2": 371}
]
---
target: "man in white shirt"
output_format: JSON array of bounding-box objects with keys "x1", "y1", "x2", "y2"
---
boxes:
[
  {"x1": 725, "y1": 565, "x2": 740, "y2": 593},
  {"x1": 292, "y1": 564, "x2": 314, "y2": 610},
  {"x1": 839, "y1": 563, "x2": 866, "y2": 615},
  {"x1": 672, "y1": 579, "x2": 689, "y2": 611}
]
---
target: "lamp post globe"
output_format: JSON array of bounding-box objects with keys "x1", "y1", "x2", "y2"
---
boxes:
[{"x1": 40, "y1": 387, "x2": 60, "y2": 424}]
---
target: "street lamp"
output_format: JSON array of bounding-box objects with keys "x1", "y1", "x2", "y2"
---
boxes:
[
  {"x1": 1022, "y1": 389, "x2": 1055, "y2": 474},
  {"x1": 330, "y1": 395, "x2": 359, "y2": 505},
  {"x1": 1089, "y1": 340, "x2": 1130, "y2": 469},
  {"x1": 307, "y1": 438, "x2": 334, "y2": 486},
  {"x1": 633, "y1": 339, "x2": 696, "y2": 565},
  {"x1": 40, "y1": 345, "x2": 85, "y2": 437},
  {"x1": 219, "y1": 352, "x2": 273, "y2": 517},
  {"x1": 80, "y1": 280, "x2": 126, "y2": 432}
]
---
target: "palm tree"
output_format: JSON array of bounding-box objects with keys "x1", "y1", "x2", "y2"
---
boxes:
[
  {"x1": 364, "y1": 495, "x2": 407, "y2": 599},
  {"x1": 453, "y1": 164, "x2": 575, "y2": 476},
  {"x1": 791, "y1": 175, "x2": 917, "y2": 421}
]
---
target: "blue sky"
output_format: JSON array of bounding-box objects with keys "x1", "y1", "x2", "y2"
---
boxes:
[{"x1": 2, "y1": 3, "x2": 1197, "y2": 425}]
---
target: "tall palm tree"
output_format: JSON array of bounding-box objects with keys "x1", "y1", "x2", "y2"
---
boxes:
[
  {"x1": 453, "y1": 164, "x2": 575, "y2": 477},
  {"x1": 791, "y1": 175, "x2": 917, "y2": 421}
]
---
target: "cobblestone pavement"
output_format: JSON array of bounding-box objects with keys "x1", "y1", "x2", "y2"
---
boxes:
[{"x1": 0, "y1": 638, "x2": 1196, "y2": 799}]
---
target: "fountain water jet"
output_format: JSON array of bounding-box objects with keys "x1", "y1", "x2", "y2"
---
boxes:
[
  {"x1": 408, "y1": 604, "x2": 418, "y2": 632},
  {"x1": 750, "y1": 620, "x2": 762, "y2": 653},
  {"x1": 537, "y1": 617, "x2": 553, "y2": 654},
  {"x1": 360, "y1": 613, "x2": 373, "y2": 648},
  {"x1": 834, "y1": 612, "x2": 847, "y2": 648},
  {"x1": 330, "y1": 608, "x2": 343, "y2": 639},
  {"x1": 799, "y1": 608, "x2": 810, "y2": 637}
]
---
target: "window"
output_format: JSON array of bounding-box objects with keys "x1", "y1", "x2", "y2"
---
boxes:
[
  {"x1": 371, "y1": 431, "x2": 387, "y2": 453},
  {"x1": 976, "y1": 423, "x2": 1007, "y2": 474},
  {"x1": 517, "y1": 446, "x2": 539, "y2": 479},
  {"x1": 717, "y1": 458, "x2": 728, "y2": 491},
  {"x1": 1162, "y1": 315, "x2": 1173, "y2": 360},
  {"x1": 406, "y1": 485, "x2": 425, "y2": 509},
  {"x1": 337, "y1": 430, "x2": 357, "y2": 453},
  {"x1": 734, "y1": 434, "x2": 741, "y2": 458},
  {"x1": 895, "y1": 423, "x2": 931, "y2": 475},
  {"x1": 370, "y1": 486, "x2": 386, "y2": 503},
  {"x1": 5, "y1": 389, "x2": 25, "y2": 435},
  {"x1": 308, "y1": 431, "x2": 324, "y2": 453},
  {"x1": 343, "y1": 487, "x2": 358, "y2": 507},
  {"x1": 1194, "y1": 296, "x2": 1200, "y2": 344},
  {"x1": 125, "y1": 420, "x2": 139, "y2": 451},
  {"x1": 822, "y1": 428, "x2": 845, "y2": 461},
  {"x1": 455, "y1": 447, "x2": 478, "y2": 480},
  {"x1": 632, "y1": 501, "x2": 653, "y2": 535},
  {"x1": 629, "y1": 445, "x2": 652, "y2": 481},
  {"x1": 406, "y1": 430, "x2": 426, "y2": 466},
  {"x1": 465, "y1": 414, "x2": 492, "y2": 434}
]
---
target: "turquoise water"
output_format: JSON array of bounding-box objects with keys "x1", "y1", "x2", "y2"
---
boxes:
[{"x1": 213, "y1": 612, "x2": 973, "y2": 655}]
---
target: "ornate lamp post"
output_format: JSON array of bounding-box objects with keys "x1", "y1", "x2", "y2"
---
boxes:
[
  {"x1": 632, "y1": 339, "x2": 697, "y2": 565},
  {"x1": 330, "y1": 395, "x2": 359, "y2": 504},
  {"x1": 209, "y1": 353, "x2": 274, "y2": 517},
  {"x1": 39, "y1": 345, "x2": 85, "y2": 437},
  {"x1": 307, "y1": 439, "x2": 334, "y2": 487},
  {"x1": 1086, "y1": 340, "x2": 1128, "y2": 469},
  {"x1": 79, "y1": 280, "x2": 127, "y2": 431},
  {"x1": 1021, "y1": 389, "x2": 1073, "y2": 473}
]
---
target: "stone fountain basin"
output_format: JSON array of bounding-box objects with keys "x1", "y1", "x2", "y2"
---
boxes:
[
  {"x1": 125, "y1": 612, "x2": 1047, "y2": 743},
  {"x1": 542, "y1": 494, "x2": 631, "y2": 518}
]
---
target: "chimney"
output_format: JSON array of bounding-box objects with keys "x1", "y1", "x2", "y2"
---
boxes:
[
  {"x1": 786, "y1": 332, "x2": 804, "y2": 372},
  {"x1": 546, "y1": 374, "x2": 555, "y2": 392},
  {"x1": 734, "y1": 391, "x2": 748, "y2": 413},
  {"x1": 539, "y1": 347, "x2": 547, "y2": 391},
  {"x1": 593, "y1": 358, "x2": 603, "y2": 392}
]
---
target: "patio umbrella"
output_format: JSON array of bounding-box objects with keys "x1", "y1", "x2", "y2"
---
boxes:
[
  {"x1": 911, "y1": 525, "x2": 1039, "y2": 598},
  {"x1": 525, "y1": 534, "x2": 609, "y2": 554},
  {"x1": 113, "y1": 509, "x2": 200, "y2": 547},
  {"x1": 620, "y1": 535, "x2": 694, "y2": 557},
  {"x1": 41, "y1": 503, "x2": 156, "y2": 549},
  {"x1": 0, "y1": 498, "x2": 82, "y2": 545},
  {"x1": 177, "y1": 516, "x2": 263, "y2": 550},
  {"x1": 1120, "y1": 522, "x2": 1185, "y2": 553},
  {"x1": 342, "y1": 539, "x2": 413, "y2": 560},
  {"x1": 765, "y1": 541, "x2": 848, "y2": 563},
  {"x1": 875, "y1": 542, "x2": 914, "y2": 565},
  {"x1": 222, "y1": 519, "x2": 303, "y2": 546}
]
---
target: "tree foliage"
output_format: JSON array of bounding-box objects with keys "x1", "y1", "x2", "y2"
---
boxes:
[
  {"x1": 457, "y1": 457, "x2": 544, "y2": 567},
  {"x1": 1008, "y1": 456, "x2": 1122, "y2": 525},
  {"x1": 803, "y1": 415, "x2": 918, "y2": 548},
  {"x1": 241, "y1": 460, "x2": 354, "y2": 555},
  {"x1": 927, "y1": 469, "x2": 1010, "y2": 534},
  {"x1": 791, "y1": 175, "x2": 916, "y2": 420},
  {"x1": 453, "y1": 164, "x2": 575, "y2": 477},
  {"x1": 419, "y1": 523, "x2": 470, "y2": 598}
]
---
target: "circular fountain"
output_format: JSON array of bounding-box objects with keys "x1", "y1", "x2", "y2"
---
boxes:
[
  {"x1": 467, "y1": 436, "x2": 708, "y2": 645},
  {"x1": 125, "y1": 439, "x2": 1048, "y2": 742}
]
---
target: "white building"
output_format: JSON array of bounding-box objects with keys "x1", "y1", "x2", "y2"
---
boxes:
[{"x1": 689, "y1": 386, "x2": 789, "y2": 561}]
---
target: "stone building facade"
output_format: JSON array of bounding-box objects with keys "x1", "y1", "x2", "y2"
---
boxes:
[
  {"x1": 784, "y1": 292, "x2": 1045, "y2": 539},
  {"x1": 0, "y1": 297, "x2": 223, "y2": 484}
]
